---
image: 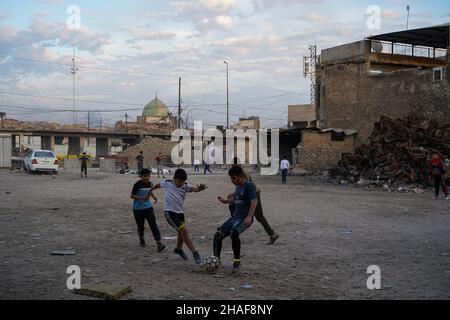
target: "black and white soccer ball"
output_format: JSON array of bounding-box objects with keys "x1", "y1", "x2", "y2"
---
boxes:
[{"x1": 202, "y1": 256, "x2": 221, "y2": 273}]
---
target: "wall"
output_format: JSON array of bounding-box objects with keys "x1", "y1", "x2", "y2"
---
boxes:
[
  {"x1": 288, "y1": 104, "x2": 316, "y2": 128},
  {"x1": 317, "y1": 42, "x2": 450, "y2": 144},
  {"x1": 296, "y1": 131, "x2": 356, "y2": 171},
  {"x1": 0, "y1": 134, "x2": 12, "y2": 168}
]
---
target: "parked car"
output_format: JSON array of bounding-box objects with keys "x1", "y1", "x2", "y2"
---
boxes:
[{"x1": 23, "y1": 149, "x2": 59, "y2": 174}]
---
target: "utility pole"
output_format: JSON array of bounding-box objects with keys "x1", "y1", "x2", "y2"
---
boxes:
[
  {"x1": 87, "y1": 110, "x2": 90, "y2": 145},
  {"x1": 178, "y1": 77, "x2": 181, "y2": 129},
  {"x1": 224, "y1": 61, "x2": 229, "y2": 129},
  {"x1": 406, "y1": 5, "x2": 410, "y2": 30},
  {"x1": 71, "y1": 48, "x2": 79, "y2": 125},
  {"x1": 125, "y1": 113, "x2": 128, "y2": 131},
  {"x1": 100, "y1": 115, "x2": 102, "y2": 133},
  {"x1": 0, "y1": 112, "x2": 5, "y2": 128}
]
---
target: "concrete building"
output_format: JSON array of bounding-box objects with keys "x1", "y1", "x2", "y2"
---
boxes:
[
  {"x1": 288, "y1": 104, "x2": 316, "y2": 128},
  {"x1": 233, "y1": 117, "x2": 261, "y2": 130},
  {"x1": 316, "y1": 24, "x2": 450, "y2": 144}
]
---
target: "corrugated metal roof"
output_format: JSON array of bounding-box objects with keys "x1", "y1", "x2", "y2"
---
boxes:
[{"x1": 368, "y1": 24, "x2": 449, "y2": 48}]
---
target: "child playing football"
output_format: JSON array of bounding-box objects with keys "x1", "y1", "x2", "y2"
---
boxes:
[
  {"x1": 150, "y1": 169, "x2": 207, "y2": 264},
  {"x1": 130, "y1": 168, "x2": 166, "y2": 252},
  {"x1": 215, "y1": 166, "x2": 258, "y2": 273}
]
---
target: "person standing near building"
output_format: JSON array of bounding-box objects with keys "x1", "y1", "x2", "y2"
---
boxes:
[
  {"x1": 155, "y1": 152, "x2": 165, "y2": 178},
  {"x1": 193, "y1": 159, "x2": 200, "y2": 172},
  {"x1": 136, "y1": 151, "x2": 144, "y2": 174},
  {"x1": 280, "y1": 155, "x2": 290, "y2": 184},
  {"x1": 429, "y1": 153, "x2": 449, "y2": 200},
  {"x1": 79, "y1": 152, "x2": 90, "y2": 178}
]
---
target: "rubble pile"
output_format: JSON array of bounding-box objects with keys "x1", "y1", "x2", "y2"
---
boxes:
[{"x1": 329, "y1": 116, "x2": 450, "y2": 188}]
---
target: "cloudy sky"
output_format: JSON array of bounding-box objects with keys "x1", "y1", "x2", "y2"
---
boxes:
[{"x1": 0, "y1": 0, "x2": 449, "y2": 128}]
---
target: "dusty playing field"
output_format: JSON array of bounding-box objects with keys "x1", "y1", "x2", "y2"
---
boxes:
[{"x1": 1, "y1": 168, "x2": 450, "y2": 300}]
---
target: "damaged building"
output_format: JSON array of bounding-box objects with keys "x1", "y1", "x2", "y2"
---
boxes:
[
  {"x1": 316, "y1": 24, "x2": 450, "y2": 145},
  {"x1": 295, "y1": 24, "x2": 450, "y2": 171}
]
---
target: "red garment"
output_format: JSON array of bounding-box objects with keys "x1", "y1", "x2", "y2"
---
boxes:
[{"x1": 429, "y1": 157, "x2": 444, "y2": 173}]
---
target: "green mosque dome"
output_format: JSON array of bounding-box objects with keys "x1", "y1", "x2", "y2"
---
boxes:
[{"x1": 142, "y1": 94, "x2": 169, "y2": 117}]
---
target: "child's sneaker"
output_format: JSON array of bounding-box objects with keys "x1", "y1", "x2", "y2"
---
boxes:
[
  {"x1": 174, "y1": 248, "x2": 188, "y2": 260},
  {"x1": 139, "y1": 238, "x2": 146, "y2": 247},
  {"x1": 193, "y1": 251, "x2": 202, "y2": 265},
  {"x1": 232, "y1": 259, "x2": 241, "y2": 273},
  {"x1": 157, "y1": 242, "x2": 166, "y2": 252},
  {"x1": 267, "y1": 233, "x2": 279, "y2": 245}
]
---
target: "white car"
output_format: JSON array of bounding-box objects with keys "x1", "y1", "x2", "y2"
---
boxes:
[{"x1": 24, "y1": 149, "x2": 59, "y2": 174}]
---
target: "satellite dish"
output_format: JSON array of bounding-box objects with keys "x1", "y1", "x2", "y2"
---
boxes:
[{"x1": 372, "y1": 41, "x2": 383, "y2": 53}]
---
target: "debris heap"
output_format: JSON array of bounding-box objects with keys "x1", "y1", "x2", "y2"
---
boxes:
[{"x1": 329, "y1": 116, "x2": 450, "y2": 186}]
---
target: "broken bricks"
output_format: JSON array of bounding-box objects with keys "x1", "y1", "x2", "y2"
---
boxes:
[{"x1": 330, "y1": 116, "x2": 450, "y2": 189}]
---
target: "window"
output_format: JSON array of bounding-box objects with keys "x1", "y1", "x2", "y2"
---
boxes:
[
  {"x1": 433, "y1": 67, "x2": 443, "y2": 82},
  {"x1": 331, "y1": 131, "x2": 345, "y2": 141},
  {"x1": 34, "y1": 151, "x2": 55, "y2": 158}
]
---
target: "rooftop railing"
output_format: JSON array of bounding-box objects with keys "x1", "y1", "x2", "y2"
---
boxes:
[{"x1": 370, "y1": 40, "x2": 447, "y2": 59}]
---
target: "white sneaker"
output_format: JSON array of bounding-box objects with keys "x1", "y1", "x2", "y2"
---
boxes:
[{"x1": 445, "y1": 196, "x2": 450, "y2": 200}]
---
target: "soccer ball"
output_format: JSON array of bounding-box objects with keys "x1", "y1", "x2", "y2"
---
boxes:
[{"x1": 202, "y1": 256, "x2": 221, "y2": 273}]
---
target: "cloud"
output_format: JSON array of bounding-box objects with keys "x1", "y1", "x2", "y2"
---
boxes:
[
  {"x1": 170, "y1": 0, "x2": 236, "y2": 32},
  {"x1": 0, "y1": 13, "x2": 11, "y2": 21},
  {"x1": 302, "y1": 12, "x2": 328, "y2": 23},
  {"x1": 252, "y1": 0, "x2": 322, "y2": 12},
  {"x1": 126, "y1": 31, "x2": 176, "y2": 44},
  {"x1": 34, "y1": 0, "x2": 64, "y2": 4},
  {"x1": 0, "y1": 19, "x2": 110, "y2": 55},
  {"x1": 381, "y1": 10, "x2": 400, "y2": 19}
]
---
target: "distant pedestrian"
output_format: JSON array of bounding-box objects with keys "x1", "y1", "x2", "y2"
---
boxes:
[
  {"x1": 280, "y1": 155, "x2": 290, "y2": 184},
  {"x1": 155, "y1": 152, "x2": 165, "y2": 178},
  {"x1": 194, "y1": 159, "x2": 200, "y2": 172},
  {"x1": 79, "y1": 152, "x2": 90, "y2": 178},
  {"x1": 136, "y1": 151, "x2": 144, "y2": 174},
  {"x1": 429, "y1": 153, "x2": 449, "y2": 200},
  {"x1": 204, "y1": 159, "x2": 213, "y2": 175}
]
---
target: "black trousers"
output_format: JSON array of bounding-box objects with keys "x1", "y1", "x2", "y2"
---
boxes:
[
  {"x1": 228, "y1": 192, "x2": 274, "y2": 237},
  {"x1": 433, "y1": 174, "x2": 448, "y2": 197},
  {"x1": 81, "y1": 165, "x2": 87, "y2": 176},
  {"x1": 133, "y1": 207, "x2": 162, "y2": 242},
  {"x1": 281, "y1": 169, "x2": 288, "y2": 183}
]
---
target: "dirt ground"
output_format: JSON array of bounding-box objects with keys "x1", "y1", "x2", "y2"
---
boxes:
[{"x1": 1, "y1": 167, "x2": 450, "y2": 300}]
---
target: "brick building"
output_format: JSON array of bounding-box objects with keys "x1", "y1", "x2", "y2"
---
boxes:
[{"x1": 316, "y1": 24, "x2": 450, "y2": 145}]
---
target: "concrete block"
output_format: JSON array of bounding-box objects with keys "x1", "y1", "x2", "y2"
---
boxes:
[
  {"x1": 74, "y1": 284, "x2": 132, "y2": 300},
  {"x1": 64, "y1": 159, "x2": 81, "y2": 172},
  {"x1": 100, "y1": 159, "x2": 116, "y2": 173}
]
